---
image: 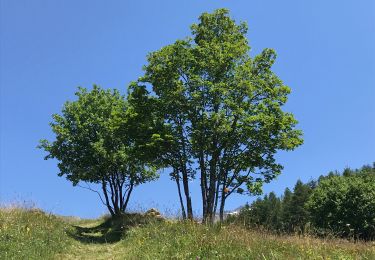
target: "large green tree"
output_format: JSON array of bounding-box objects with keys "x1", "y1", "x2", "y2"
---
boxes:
[
  {"x1": 139, "y1": 9, "x2": 303, "y2": 223},
  {"x1": 39, "y1": 86, "x2": 159, "y2": 217}
]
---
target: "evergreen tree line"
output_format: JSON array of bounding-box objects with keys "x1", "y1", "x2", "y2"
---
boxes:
[{"x1": 227, "y1": 163, "x2": 375, "y2": 240}]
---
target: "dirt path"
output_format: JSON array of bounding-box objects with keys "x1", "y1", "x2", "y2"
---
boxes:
[
  {"x1": 55, "y1": 242, "x2": 121, "y2": 260},
  {"x1": 55, "y1": 221, "x2": 128, "y2": 260}
]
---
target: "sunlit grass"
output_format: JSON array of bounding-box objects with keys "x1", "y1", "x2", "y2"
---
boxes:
[
  {"x1": 1, "y1": 207, "x2": 374, "y2": 259},
  {"x1": 122, "y1": 221, "x2": 375, "y2": 259},
  {"x1": 0, "y1": 207, "x2": 72, "y2": 259}
]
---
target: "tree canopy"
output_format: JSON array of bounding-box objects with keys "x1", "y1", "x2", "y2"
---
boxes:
[
  {"x1": 39, "y1": 9, "x2": 303, "y2": 223},
  {"x1": 139, "y1": 8, "x2": 303, "y2": 222},
  {"x1": 39, "y1": 86, "x2": 159, "y2": 216}
]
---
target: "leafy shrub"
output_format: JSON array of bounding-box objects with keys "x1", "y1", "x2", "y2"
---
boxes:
[
  {"x1": 228, "y1": 163, "x2": 375, "y2": 240},
  {"x1": 307, "y1": 173, "x2": 375, "y2": 240}
]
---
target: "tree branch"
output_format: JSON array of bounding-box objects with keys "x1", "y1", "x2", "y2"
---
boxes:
[{"x1": 77, "y1": 182, "x2": 107, "y2": 207}]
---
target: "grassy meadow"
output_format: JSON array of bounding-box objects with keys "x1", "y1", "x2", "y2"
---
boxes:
[
  {"x1": 1, "y1": 207, "x2": 374, "y2": 259},
  {"x1": 0, "y1": 207, "x2": 72, "y2": 259}
]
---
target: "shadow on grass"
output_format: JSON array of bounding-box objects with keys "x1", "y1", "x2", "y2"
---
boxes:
[{"x1": 67, "y1": 213, "x2": 161, "y2": 244}]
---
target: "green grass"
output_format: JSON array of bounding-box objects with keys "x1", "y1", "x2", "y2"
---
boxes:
[
  {"x1": 67, "y1": 212, "x2": 162, "y2": 244},
  {"x1": 0, "y1": 207, "x2": 72, "y2": 259},
  {"x1": 122, "y1": 221, "x2": 375, "y2": 259},
  {"x1": 1, "y1": 207, "x2": 375, "y2": 259}
]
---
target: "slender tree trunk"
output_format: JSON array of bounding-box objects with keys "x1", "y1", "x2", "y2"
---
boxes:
[
  {"x1": 219, "y1": 171, "x2": 228, "y2": 222},
  {"x1": 213, "y1": 175, "x2": 221, "y2": 217},
  {"x1": 214, "y1": 164, "x2": 228, "y2": 222},
  {"x1": 109, "y1": 179, "x2": 121, "y2": 216},
  {"x1": 177, "y1": 117, "x2": 193, "y2": 220},
  {"x1": 219, "y1": 194, "x2": 226, "y2": 222},
  {"x1": 206, "y1": 148, "x2": 219, "y2": 224},
  {"x1": 219, "y1": 173, "x2": 241, "y2": 222},
  {"x1": 123, "y1": 182, "x2": 133, "y2": 212},
  {"x1": 118, "y1": 174, "x2": 124, "y2": 212},
  {"x1": 213, "y1": 159, "x2": 227, "y2": 217},
  {"x1": 101, "y1": 180, "x2": 115, "y2": 217},
  {"x1": 108, "y1": 180, "x2": 115, "y2": 211},
  {"x1": 199, "y1": 152, "x2": 208, "y2": 223},
  {"x1": 113, "y1": 176, "x2": 120, "y2": 215},
  {"x1": 174, "y1": 168, "x2": 187, "y2": 219},
  {"x1": 180, "y1": 160, "x2": 193, "y2": 220},
  {"x1": 219, "y1": 169, "x2": 228, "y2": 222},
  {"x1": 206, "y1": 101, "x2": 221, "y2": 224}
]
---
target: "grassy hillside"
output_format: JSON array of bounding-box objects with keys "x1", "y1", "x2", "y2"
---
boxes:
[
  {"x1": 121, "y1": 222, "x2": 375, "y2": 259},
  {"x1": 0, "y1": 207, "x2": 72, "y2": 259},
  {"x1": 1, "y1": 207, "x2": 374, "y2": 259}
]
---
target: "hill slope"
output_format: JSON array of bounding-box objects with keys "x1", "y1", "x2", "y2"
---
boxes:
[{"x1": 1, "y1": 208, "x2": 374, "y2": 259}]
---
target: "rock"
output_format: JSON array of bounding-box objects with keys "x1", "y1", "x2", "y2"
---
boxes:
[
  {"x1": 145, "y1": 208, "x2": 163, "y2": 220},
  {"x1": 145, "y1": 208, "x2": 161, "y2": 215}
]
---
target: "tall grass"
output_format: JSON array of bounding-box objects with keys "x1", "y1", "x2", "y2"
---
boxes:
[
  {"x1": 0, "y1": 207, "x2": 72, "y2": 259},
  {"x1": 1, "y1": 207, "x2": 374, "y2": 259},
  {"x1": 122, "y1": 221, "x2": 375, "y2": 259}
]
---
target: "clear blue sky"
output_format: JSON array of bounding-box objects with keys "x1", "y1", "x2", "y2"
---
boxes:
[{"x1": 1, "y1": 0, "x2": 374, "y2": 218}]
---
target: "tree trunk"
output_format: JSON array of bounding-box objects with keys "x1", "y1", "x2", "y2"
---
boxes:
[
  {"x1": 174, "y1": 168, "x2": 187, "y2": 219},
  {"x1": 199, "y1": 152, "x2": 208, "y2": 223},
  {"x1": 177, "y1": 117, "x2": 193, "y2": 220},
  {"x1": 206, "y1": 148, "x2": 219, "y2": 224},
  {"x1": 219, "y1": 167, "x2": 230, "y2": 222},
  {"x1": 118, "y1": 175, "x2": 124, "y2": 212},
  {"x1": 123, "y1": 182, "x2": 133, "y2": 212},
  {"x1": 219, "y1": 194, "x2": 226, "y2": 222},
  {"x1": 101, "y1": 180, "x2": 115, "y2": 217},
  {"x1": 109, "y1": 179, "x2": 121, "y2": 216},
  {"x1": 213, "y1": 175, "x2": 221, "y2": 217},
  {"x1": 181, "y1": 162, "x2": 193, "y2": 220}
]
